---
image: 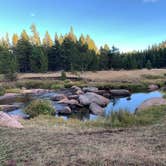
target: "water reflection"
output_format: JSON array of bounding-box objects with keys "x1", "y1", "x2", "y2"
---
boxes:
[{"x1": 105, "y1": 91, "x2": 163, "y2": 116}]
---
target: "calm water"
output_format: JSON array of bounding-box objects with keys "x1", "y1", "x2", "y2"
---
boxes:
[{"x1": 6, "y1": 91, "x2": 163, "y2": 120}]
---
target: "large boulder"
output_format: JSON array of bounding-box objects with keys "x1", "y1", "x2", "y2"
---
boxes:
[
  {"x1": 0, "y1": 112, "x2": 23, "y2": 128},
  {"x1": 51, "y1": 94, "x2": 67, "y2": 101},
  {"x1": 89, "y1": 103, "x2": 104, "y2": 115},
  {"x1": 83, "y1": 87, "x2": 99, "y2": 93},
  {"x1": 137, "y1": 97, "x2": 166, "y2": 111},
  {"x1": 79, "y1": 92, "x2": 110, "y2": 106},
  {"x1": 148, "y1": 84, "x2": 159, "y2": 91},
  {"x1": 110, "y1": 89, "x2": 130, "y2": 97}
]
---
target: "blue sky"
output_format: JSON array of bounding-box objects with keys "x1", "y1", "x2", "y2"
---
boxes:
[{"x1": 0, "y1": 0, "x2": 166, "y2": 52}]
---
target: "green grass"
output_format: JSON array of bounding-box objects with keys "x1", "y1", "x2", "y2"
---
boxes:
[
  {"x1": 22, "y1": 105, "x2": 166, "y2": 129},
  {"x1": 0, "y1": 86, "x2": 5, "y2": 96},
  {"x1": 141, "y1": 74, "x2": 164, "y2": 80}
]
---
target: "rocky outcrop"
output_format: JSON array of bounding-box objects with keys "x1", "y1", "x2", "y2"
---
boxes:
[
  {"x1": 51, "y1": 94, "x2": 67, "y2": 101},
  {"x1": 79, "y1": 92, "x2": 110, "y2": 106},
  {"x1": 0, "y1": 112, "x2": 23, "y2": 128},
  {"x1": 137, "y1": 97, "x2": 166, "y2": 111},
  {"x1": 110, "y1": 89, "x2": 130, "y2": 97},
  {"x1": 148, "y1": 84, "x2": 159, "y2": 91},
  {"x1": 89, "y1": 103, "x2": 104, "y2": 115}
]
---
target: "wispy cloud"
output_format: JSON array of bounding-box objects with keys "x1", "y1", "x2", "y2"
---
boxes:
[{"x1": 143, "y1": 0, "x2": 159, "y2": 3}]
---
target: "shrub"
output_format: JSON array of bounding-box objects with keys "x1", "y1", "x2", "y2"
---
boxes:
[
  {"x1": 61, "y1": 71, "x2": 67, "y2": 80},
  {"x1": 0, "y1": 86, "x2": 5, "y2": 96},
  {"x1": 24, "y1": 100, "x2": 55, "y2": 118},
  {"x1": 4, "y1": 72, "x2": 17, "y2": 81},
  {"x1": 51, "y1": 83, "x2": 64, "y2": 90}
]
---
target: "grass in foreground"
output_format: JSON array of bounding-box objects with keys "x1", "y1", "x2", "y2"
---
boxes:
[
  {"x1": 0, "y1": 106, "x2": 166, "y2": 165},
  {"x1": 22, "y1": 105, "x2": 166, "y2": 129}
]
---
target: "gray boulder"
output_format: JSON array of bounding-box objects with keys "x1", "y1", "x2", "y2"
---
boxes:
[
  {"x1": 89, "y1": 103, "x2": 104, "y2": 115},
  {"x1": 79, "y1": 92, "x2": 110, "y2": 106},
  {"x1": 110, "y1": 89, "x2": 130, "y2": 97}
]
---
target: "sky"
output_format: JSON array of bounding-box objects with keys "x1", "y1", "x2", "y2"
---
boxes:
[{"x1": 0, "y1": 0, "x2": 166, "y2": 52}]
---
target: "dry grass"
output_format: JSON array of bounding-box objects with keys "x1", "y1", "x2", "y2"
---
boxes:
[
  {"x1": 0, "y1": 110, "x2": 166, "y2": 166},
  {"x1": 18, "y1": 69, "x2": 166, "y2": 82},
  {"x1": 0, "y1": 121, "x2": 166, "y2": 166}
]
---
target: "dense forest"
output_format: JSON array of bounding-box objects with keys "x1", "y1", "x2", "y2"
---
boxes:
[{"x1": 1, "y1": 24, "x2": 166, "y2": 78}]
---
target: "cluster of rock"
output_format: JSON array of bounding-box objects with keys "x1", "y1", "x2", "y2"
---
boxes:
[{"x1": 51, "y1": 86, "x2": 131, "y2": 115}]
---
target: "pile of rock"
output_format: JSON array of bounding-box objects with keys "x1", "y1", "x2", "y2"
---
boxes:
[{"x1": 51, "y1": 86, "x2": 131, "y2": 115}]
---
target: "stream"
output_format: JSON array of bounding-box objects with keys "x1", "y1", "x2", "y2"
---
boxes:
[{"x1": 1, "y1": 90, "x2": 163, "y2": 121}]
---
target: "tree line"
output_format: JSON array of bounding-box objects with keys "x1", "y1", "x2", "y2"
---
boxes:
[{"x1": 0, "y1": 24, "x2": 166, "y2": 79}]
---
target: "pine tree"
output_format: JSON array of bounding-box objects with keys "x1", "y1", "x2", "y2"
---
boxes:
[
  {"x1": 12, "y1": 33, "x2": 19, "y2": 47},
  {"x1": 30, "y1": 24, "x2": 41, "y2": 46},
  {"x1": 21, "y1": 30, "x2": 29, "y2": 41},
  {"x1": 43, "y1": 31, "x2": 53, "y2": 47}
]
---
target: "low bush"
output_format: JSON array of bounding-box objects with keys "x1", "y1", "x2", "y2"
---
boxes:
[
  {"x1": 24, "y1": 100, "x2": 55, "y2": 118},
  {"x1": 51, "y1": 83, "x2": 64, "y2": 90},
  {"x1": 61, "y1": 71, "x2": 67, "y2": 80},
  {"x1": 0, "y1": 86, "x2": 5, "y2": 96}
]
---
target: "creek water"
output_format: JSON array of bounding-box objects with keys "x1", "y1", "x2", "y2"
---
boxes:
[{"x1": 2, "y1": 90, "x2": 163, "y2": 121}]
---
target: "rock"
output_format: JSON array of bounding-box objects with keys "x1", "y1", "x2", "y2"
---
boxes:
[
  {"x1": 89, "y1": 103, "x2": 104, "y2": 115},
  {"x1": 0, "y1": 93, "x2": 20, "y2": 102},
  {"x1": 0, "y1": 105, "x2": 20, "y2": 112},
  {"x1": 58, "y1": 99, "x2": 82, "y2": 107},
  {"x1": 21, "y1": 89, "x2": 51, "y2": 95},
  {"x1": 148, "y1": 84, "x2": 159, "y2": 91},
  {"x1": 76, "y1": 89, "x2": 84, "y2": 95},
  {"x1": 83, "y1": 87, "x2": 99, "y2": 93},
  {"x1": 0, "y1": 112, "x2": 23, "y2": 128},
  {"x1": 110, "y1": 89, "x2": 130, "y2": 97},
  {"x1": 51, "y1": 94, "x2": 67, "y2": 101},
  {"x1": 71, "y1": 86, "x2": 81, "y2": 91},
  {"x1": 56, "y1": 106, "x2": 72, "y2": 115},
  {"x1": 68, "y1": 95, "x2": 79, "y2": 100},
  {"x1": 79, "y1": 92, "x2": 110, "y2": 106},
  {"x1": 137, "y1": 97, "x2": 166, "y2": 111}
]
